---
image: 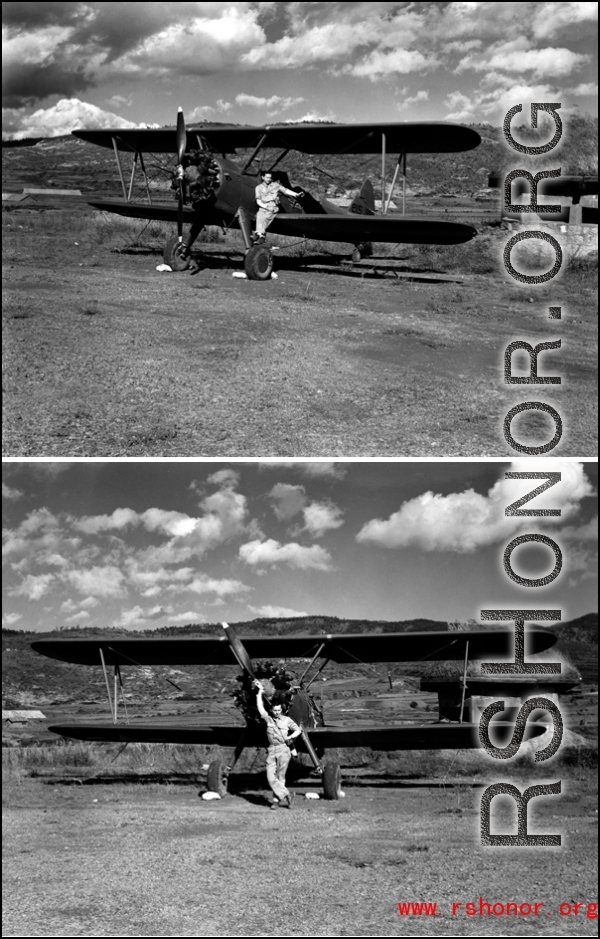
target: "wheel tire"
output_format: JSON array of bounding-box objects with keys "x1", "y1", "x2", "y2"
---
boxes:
[
  {"x1": 244, "y1": 245, "x2": 274, "y2": 281},
  {"x1": 323, "y1": 761, "x2": 342, "y2": 800},
  {"x1": 206, "y1": 759, "x2": 228, "y2": 797},
  {"x1": 164, "y1": 234, "x2": 190, "y2": 271},
  {"x1": 351, "y1": 247, "x2": 362, "y2": 263}
]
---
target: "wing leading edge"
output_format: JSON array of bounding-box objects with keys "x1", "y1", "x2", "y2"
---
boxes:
[
  {"x1": 32, "y1": 628, "x2": 557, "y2": 667},
  {"x1": 73, "y1": 121, "x2": 480, "y2": 155},
  {"x1": 85, "y1": 200, "x2": 477, "y2": 246},
  {"x1": 47, "y1": 721, "x2": 547, "y2": 749}
]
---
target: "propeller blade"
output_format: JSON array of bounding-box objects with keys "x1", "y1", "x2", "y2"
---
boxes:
[
  {"x1": 176, "y1": 107, "x2": 186, "y2": 240},
  {"x1": 221, "y1": 623, "x2": 256, "y2": 679},
  {"x1": 176, "y1": 107, "x2": 187, "y2": 164},
  {"x1": 177, "y1": 179, "x2": 184, "y2": 240}
]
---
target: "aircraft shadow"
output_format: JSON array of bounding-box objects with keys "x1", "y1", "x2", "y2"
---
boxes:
[
  {"x1": 113, "y1": 245, "x2": 447, "y2": 279},
  {"x1": 42, "y1": 769, "x2": 485, "y2": 793}
]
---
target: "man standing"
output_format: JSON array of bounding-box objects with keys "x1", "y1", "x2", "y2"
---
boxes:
[
  {"x1": 254, "y1": 171, "x2": 303, "y2": 244},
  {"x1": 254, "y1": 680, "x2": 302, "y2": 809}
]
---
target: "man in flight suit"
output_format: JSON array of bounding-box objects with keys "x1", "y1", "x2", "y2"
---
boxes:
[
  {"x1": 254, "y1": 680, "x2": 302, "y2": 809},
  {"x1": 253, "y1": 171, "x2": 303, "y2": 244}
]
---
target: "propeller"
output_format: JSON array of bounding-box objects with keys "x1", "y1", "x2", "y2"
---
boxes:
[
  {"x1": 221, "y1": 622, "x2": 256, "y2": 679},
  {"x1": 176, "y1": 106, "x2": 187, "y2": 242}
]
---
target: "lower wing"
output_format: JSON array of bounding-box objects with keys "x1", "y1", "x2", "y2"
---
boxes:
[
  {"x1": 270, "y1": 213, "x2": 477, "y2": 245},
  {"x1": 86, "y1": 200, "x2": 476, "y2": 245},
  {"x1": 48, "y1": 721, "x2": 546, "y2": 750}
]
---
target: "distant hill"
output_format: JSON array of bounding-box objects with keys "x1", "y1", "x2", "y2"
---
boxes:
[
  {"x1": 3, "y1": 613, "x2": 596, "y2": 708},
  {"x1": 3, "y1": 115, "x2": 596, "y2": 200}
]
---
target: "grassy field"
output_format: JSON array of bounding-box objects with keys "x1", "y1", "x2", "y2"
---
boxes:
[
  {"x1": 3, "y1": 752, "x2": 597, "y2": 937},
  {"x1": 3, "y1": 206, "x2": 597, "y2": 457}
]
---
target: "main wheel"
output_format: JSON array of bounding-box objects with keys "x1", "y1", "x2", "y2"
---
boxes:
[
  {"x1": 244, "y1": 245, "x2": 274, "y2": 281},
  {"x1": 206, "y1": 759, "x2": 228, "y2": 797},
  {"x1": 164, "y1": 234, "x2": 190, "y2": 271},
  {"x1": 323, "y1": 761, "x2": 342, "y2": 800}
]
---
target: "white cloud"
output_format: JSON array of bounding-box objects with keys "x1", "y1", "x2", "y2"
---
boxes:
[
  {"x1": 65, "y1": 610, "x2": 90, "y2": 624},
  {"x1": 235, "y1": 93, "x2": 305, "y2": 111},
  {"x1": 9, "y1": 572, "x2": 55, "y2": 600},
  {"x1": 258, "y1": 462, "x2": 346, "y2": 478},
  {"x1": 168, "y1": 611, "x2": 207, "y2": 623},
  {"x1": 269, "y1": 483, "x2": 306, "y2": 520},
  {"x1": 124, "y1": 8, "x2": 266, "y2": 76},
  {"x1": 456, "y1": 37, "x2": 589, "y2": 78},
  {"x1": 568, "y1": 82, "x2": 598, "y2": 95},
  {"x1": 239, "y1": 538, "x2": 332, "y2": 570},
  {"x1": 241, "y1": 20, "x2": 360, "y2": 70},
  {"x1": 206, "y1": 468, "x2": 240, "y2": 488},
  {"x1": 2, "y1": 612, "x2": 22, "y2": 626},
  {"x1": 127, "y1": 565, "x2": 194, "y2": 590},
  {"x1": 249, "y1": 605, "x2": 308, "y2": 618},
  {"x1": 65, "y1": 565, "x2": 127, "y2": 598},
  {"x1": 398, "y1": 90, "x2": 429, "y2": 111},
  {"x1": 350, "y1": 48, "x2": 436, "y2": 81},
  {"x1": 301, "y1": 501, "x2": 344, "y2": 538},
  {"x1": 73, "y1": 507, "x2": 139, "y2": 534},
  {"x1": 115, "y1": 604, "x2": 172, "y2": 628},
  {"x1": 532, "y1": 1, "x2": 598, "y2": 40},
  {"x1": 105, "y1": 94, "x2": 132, "y2": 109},
  {"x1": 5, "y1": 98, "x2": 159, "y2": 140},
  {"x1": 28, "y1": 463, "x2": 72, "y2": 478},
  {"x1": 2, "y1": 483, "x2": 23, "y2": 501},
  {"x1": 185, "y1": 575, "x2": 250, "y2": 597},
  {"x1": 357, "y1": 462, "x2": 594, "y2": 554}
]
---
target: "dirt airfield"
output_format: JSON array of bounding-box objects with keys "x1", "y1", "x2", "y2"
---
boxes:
[
  {"x1": 3, "y1": 769, "x2": 598, "y2": 939},
  {"x1": 3, "y1": 208, "x2": 597, "y2": 457}
]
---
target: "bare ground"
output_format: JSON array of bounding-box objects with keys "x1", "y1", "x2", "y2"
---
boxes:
[
  {"x1": 2, "y1": 209, "x2": 597, "y2": 457},
  {"x1": 2, "y1": 772, "x2": 597, "y2": 938}
]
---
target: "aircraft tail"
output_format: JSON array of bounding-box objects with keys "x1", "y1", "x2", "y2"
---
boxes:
[{"x1": 349, "y1": 179, "x2": 375, "y2": 216}]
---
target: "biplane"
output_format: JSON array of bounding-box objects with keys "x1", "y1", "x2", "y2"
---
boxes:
[
  {"x1": 72, "y1": 109, "x2": 481, "y2": 279},
  {"x1": 32, "y1": 621, "x2": 556, "y2": 800}
]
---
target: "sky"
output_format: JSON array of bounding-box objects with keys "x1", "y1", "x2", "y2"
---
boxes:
[
  {"x1": 2, "y1": 460, "x2": 597, "y2": 633},
  {"x1": 2, "y1": 1, "x2": 598, "y2": 139}
]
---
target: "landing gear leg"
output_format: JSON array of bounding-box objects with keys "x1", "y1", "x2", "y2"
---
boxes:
[
  {"x1": 164, "y1": 215, "x2": 204, "y2": 270},
  {"x1": 351, "y1": 242, "x2": 373, "y2": 263}
]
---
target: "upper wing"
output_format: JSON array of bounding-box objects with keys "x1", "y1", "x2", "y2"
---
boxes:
[
  {"x1": 32, "y1": 628, "x2": 556, "y2": 667},
  {"x1": 73, "y1": 122, "x2": 480, "y2": 155},
  {"x1": 47, "y1": 720, "x2": 546, "y2": 750},
  {"x1": 270, "y1": 213, "x2": 477, "y2": 245}
]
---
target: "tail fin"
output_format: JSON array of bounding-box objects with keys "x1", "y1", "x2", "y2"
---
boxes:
[{"x1": 349, "y1": 178, "x2": 375, "y2": 216}]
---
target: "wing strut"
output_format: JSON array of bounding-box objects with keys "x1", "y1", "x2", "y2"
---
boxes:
[
  {"x1": 459, "y1": 640, "x2": 470, "y2": 723},
  {"x1": 99, "y1": 647, "x2": 118, "y2": 723},
  {"x1": 297, "y1": 642, "x2": 326, "y2": 685},
  {"x1": 381, "y1": 132, "x2": 386, "y2": 214},
  {"x1": 111, "y1": 137, "x2": 128, "y2": 201},
  {"x1": 127, "y1": 152, "x2": 138, "y2": 202},
  {"x1": 385, "y1": 153, "x2": 406, "y2": 215},
  {"x1": 242, "y1": 133, "x2": 268, "y2": 173}
]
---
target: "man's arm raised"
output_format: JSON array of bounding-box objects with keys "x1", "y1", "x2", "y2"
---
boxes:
[{"x1": 254, "y1": 680, "x2": 269, "y2": 720}]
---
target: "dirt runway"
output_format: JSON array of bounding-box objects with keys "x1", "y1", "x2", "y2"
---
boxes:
[
  {"x1": 3, "y1": 777, "x2": 597, "y2": 937},
  {"x1": 3, "y1": 211, "x2": 596, "y2": 457}
]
